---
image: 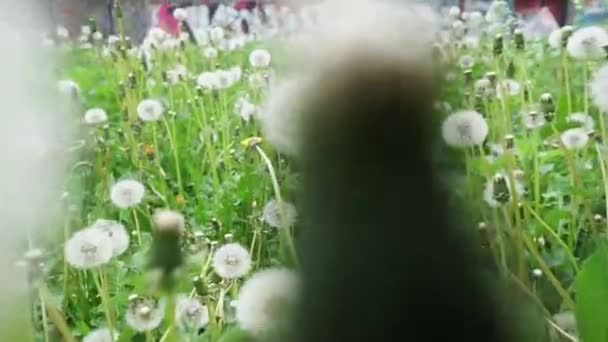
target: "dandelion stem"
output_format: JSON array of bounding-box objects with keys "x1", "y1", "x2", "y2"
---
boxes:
[
  {"x1": 38, "y1": 288, "x2": 50, "y2": 342},
  {"x1": 595, "y1": 143, "x2": 608, "y2": 237},
  {"x1": 38, "y1": 282, "x2": 76, "y2": 342},
  {"x1": 132, "y1": 208, "x2": 142, "y2": 245},
  {"x1": 255, "y1": 146, "x2": 298, "y2": 266},
  {"x1": 94, "y1": 268, "x2": 115, "y2": 341},
  {"x1": 162, "y1": 116, "x2": 183, "y2": 194},
  {"x1": 562, "y1": 50, "x2": 572, "y2": 114}
]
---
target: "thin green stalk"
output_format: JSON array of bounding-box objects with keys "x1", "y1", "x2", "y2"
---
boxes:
[
  {"x1": 521, "y1": 233, "x2": 576, "y2": 310},
  {"x1": 93, "y1": 268, "x2": 115, "y2": 340},
  {"x1": 255, "y1": 146, "x2": 298, "y2": 266},
  {"x1": 596, "y1": 143, "x2": 608, "y2": 237},
  {"x1": 38, "y1": 282, "x2": 76, "y2": 342},
  {"x1": 162, "y1": 116, "x2": 183, "y2": 194},
  {"x1": 38, "y1": 289, "x2": 50, "y2": 342},
  {"x1": 562, "y1": 50, "x2": 572, "y2": 114},
  {"x1": 132, "y1": 208, "x2": 142, "y2": 245},
  {"x1": 527, "y1": 204, "x2": 579, "y2": 272}
]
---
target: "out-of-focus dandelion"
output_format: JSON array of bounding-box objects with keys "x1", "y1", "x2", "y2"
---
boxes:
[
  {"x1": 249, "y1": 49, "x2": 272, "y2": 68},
  {"x1": 82, "y1": 328, "x2": 117, "y2": 342},
  {"x1": 137, "y1": 99, "x2": 164, "y2": 122},
  {"x1": 84, "y1": 108, "x2": 108, "y2": 125},
  {"x1": 561, "y1": 128, "x2": 589, "y2": 150},
  {"x1": 236, "y1": 268, "x2": 299, "y2": 336},
  {"x1": 57, "y1": 79, "x2": 79, "y2": 97},
  {"x1": 64, "y1": 228, "x2": 113, "y2": 269},
  {"x1": 263, "y1": 199, "x2": 298, "y2": 228},
  {"x1": 567, "y1": 26, "x2": 608, "y2": 60},
  {"x1": 590, "y1": 64, "x2": 608, "y2": 112},
  {"x1": 175, "y1": 294, "x2": 209, "y2": 332},
  {"x1": 110, "y1": 179, "x2": 145, "y2": 209},
  {"x1": 483, "y1": 173, "x2": 524, "y2": 208},
  {"x1": 90, "y1": 219, "x2": 130, "y2": 257},
  {"x1": 568, "y1": 112, "x2": 595, "y2": 130}
]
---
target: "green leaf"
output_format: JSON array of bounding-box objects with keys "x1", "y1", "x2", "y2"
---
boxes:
[{"x1": 575, "y1": 245, "x2": 608, "y2": 342}]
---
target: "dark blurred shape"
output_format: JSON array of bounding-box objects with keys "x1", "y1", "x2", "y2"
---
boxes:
[{"x1": 294, "y1": 54, "x2": 512, "y2": 341}]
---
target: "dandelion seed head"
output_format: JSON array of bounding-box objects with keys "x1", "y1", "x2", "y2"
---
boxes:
[
  {"x1": 137, "y1": 99, "x2": 164, "y2": 122},
  {"x1": 467, "y1": 11, "x2": 484, "y2": 29},
  {"x1": 236, "y1": 268, "x2": 299, "y2": 336},
  {"x1": 92, "y1": 31, "x2": 103, "y2": 41},
  {"x1": 57, "y1": 79, "x2": 79, "y2": 97},
  {"x1": 591, "y1": 64, "x2": 608, "y2": 112},
  {"x1": 561, "y1": 128, "x2": 589, "y2": 150},
  {"x1": 448, "y1": 6, "x2": 460, "y2": 19},
  {"x1": 212, "y1": 243, "x2": 251, "y2": 279},
  {"x1": 126, "y1": 297, "x2": 165, "y2": 332},
  {"x1": 84, "y1": 108, "x2": 108, "y2": 125},
  {"x1": 110, "y1": 179, "x2": 145, "y2": 209},
  {"x1": 548, "y1": 28, "x2": 563, "y2": 49},
  {"x1": 458, "y1": 54, "x2": 475, "y2": 69},
  {"x1": 202, "y1": 46, "x2": 218, "y2": 59},
  {"x1": 568, "y1": 112, "x2": 595, "y2": 130},
  {"x1": 82, "y1": 328, "x2": 118, "y2": 342},
  {"x1": 567, "y1": 26, "x2": 608, "y2": 60},
  {"x1": 485, "y1": 0, "x2": 509, "y2": 23},
  {"x1": 56, "y1": 25, "x2": 69, "y2": 39},
  {"x1": 483, "y1": 173, "x2": 524, "y2": 208},
  {"x1": 64, "y1": 228, "x2": 113, "y2": 269},
  {"x1": 197, "y1": 71, "x2": 219, "y2": 90},
  {"x1": 532, "y1": 269, "x2": 543, "y2": 278},
  {"x1": 524, "y1": 110, "x2": 546, "y2": 130},
  {"x1": 90, "y1": 219, "x2": 129, "y2": 257},
  {"x1": 175, "y1": 295, "x2": 209, "y2": 332},
  {"x1": 262, "y1": 199, "x2": 298, "y2": 228},
  {"x1": 249, "y1": 49, "x2": 272, "y2": 68},
  {"x1": 153, "y1": 210, "x2": 185, "y2": 233},
  {"x1": 496, "y1": 79, "x2": 521, "y2": 99},
  {"x1": 552, "y1": 311, "x2": 577, "y2": 335},
  {"x1": 441, "y1": 110, "x2": 488, "y2": 148}
]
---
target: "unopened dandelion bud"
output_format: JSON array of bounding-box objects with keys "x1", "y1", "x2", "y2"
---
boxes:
[
  {"x1": 544, "y1": 111, "x2": 555, "y2": 122},
  {"x1": 532, "y1": 269, "x2": 543, "y2": 278},
  {"x1": 506, "y1": 60, "x2": 515, "y2": 78},
  {"x1": 513, "y1": 169, "x2": 524, "y2": 179},
  {"x1": 150, "y1": 210, "x2": 185, "y2": 290},
  {"x1": 493, "y1": 34, "x2": 503, "y2": 56},
  {"x1": 114, "y1": 1, "x2": 123, "y2": 19},
  {"x1": 587, "y1": 130, "x2": 596, "y2": 139},
  {"x1": 464, "y1": 70, "x2": 473, "y2": 84},
  {"x1": 128, "y1": 294, "x2": 139, "y2": 302},
  {"x1": 119, "y1": 46, "x2": 127, "y2": 59},
  {"x1": 485, "y1": 72, "x2": 497, "y2": 86},
  {"x1": 504, "y1": 134, "x2": 515, "y2": 150},
  {"x1": 211, "y1": 218, "x2": 221, "y2": 231},
  {"x1": 224, "y1": 233, "x2": 234, "y2": 242},
  {"x1": 88, "y1": 17, "x2": 98, "y2": 33},
  {"x1": 492, "y1": 174, "x2": 510, "y2": 204},
  {"x1": 128, "y1": 72, "x2": 137, "y2": 89},
  {"x1": 474, "y1": 95, "x2": 484, "y2": 112},
  {"x1": 514, "y1": 29, "x2": 525, "y2": 50},
  {"x1": 523, "y1": 83, "x2": 531, "y2": 101}
]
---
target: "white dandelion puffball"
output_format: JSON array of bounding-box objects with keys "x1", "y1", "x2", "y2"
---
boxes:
[
  {"x1": 568, "y1": 112, "x2": 595, "y2": 130},
  {"x1": 81, "y1": 25, "x2": 92, "y2": 36},
  {"x1": 523, "y1": 111, "x2": 546, "y2": 130},
  {"x1": 64, "y1": 228, "x2": 113, "y2": 269},
  {"x1": 483, "y1": 173, "x2": 525, "y2": 208},
  {"x1": 260, "y1": 78, "x2": 310, "y2": 155},
  {"x1": 57, "y1": 79, "x2": 79, "y2": 97},
  {"x1": 552, "y1": 311, "x2": 577, "y2": 335},
  {"x1": 56, "y1": 25, "x2": 69, "y2": 39},
  {"x1": 448, "y1": 6, "x2": 460, "y2": 19},
  {"x1": 249, "y1": 49, "x2": 272, "y2": 68},
  {"x1": 467, "y1": 11, "x2": 484, "y2": 29},
  {"x1": 591, "y1": 64, "x2": 608, "y2": 112},
  {"x1": 173, "y1": 8, "x2": 188, "y2": 21},
  {"x1": 152, "y1": 210, "x2": 185, "y2": 233},
  {"x1": 458, "y1": 54, "x2": 475, "y2": 70},
  {"x1": 92, "y1": 31, "x2": 103, "y2": 41},
  {"x1": 167, "y1": 64, "x2": 188, "y2": 84},
  {"x1": 548, "y1": 28, "x2": 563, "y2": 49},
  {"x1": 561, "y1": 128, "x2": 589, "y2": 150},
  {"x1": 567, "y1": 26, "x2": 608, "y2": 60},
  {"x1": 90, "y1": 219, "x2": 130, "y2": 257},
  {"x1": 496, "y1": 79, "x2": 521, "y2": 99},
  {"x1": 236, "y1": 268, "x2": 299, "y2": 336},
  {"x1": 175, "y1": 295, "x2": 209, "y2": 332},
  {"x1": 210, "y1": 26, "x2": 225, "y2": 43},
  {"x1": 202, "y1": 46, "x2": 218, "y2": 59},
  {"x1": 137, "y1": 99, "x2": 164, "y2": 122},
  {"x1": 83, "y1": 328, "x2": 118, "y2": 342},
  {"x1": 126, "y1": 298, "x2": 166, "y2": 332},
  {"x1": 485, "y1": 0, "x2": 508, "y2": 23},
  {"x1": 110, "y1": 179, "x2": 145, "y2": 209},
  {"x1": 84, "y1": 108, "x2": 108, "y2": 125},
  {"x1": 441, "y1": 110, "x2": 489, "y2": 148},
  {"x1": 235, "y1": 97, "x2": 257, "y2": 122},
  {"x1": 197, "y1": 71, "x2": 219, "y2": 90},
  {"x1": 263, "y1": 199, "x2": 298, "y2": 228},
  {"x1": 212, "y1": 243, "x2": 252, "y2": 279},
  {"x1": 216, "y1": 69, "x2": 236, "y2": 89},
  {"x1": 230, "y1": 66, "x2": 243, "y2": 82}
]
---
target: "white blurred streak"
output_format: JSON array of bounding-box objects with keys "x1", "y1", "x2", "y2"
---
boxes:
[{"x1": 0, "y1": 0, "x2": 66, "y2": 338}]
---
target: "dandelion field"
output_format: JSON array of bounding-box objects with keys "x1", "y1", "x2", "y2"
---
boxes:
[{"x1": 19, "y1": 1, "x2": 608, "y2": 341}]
